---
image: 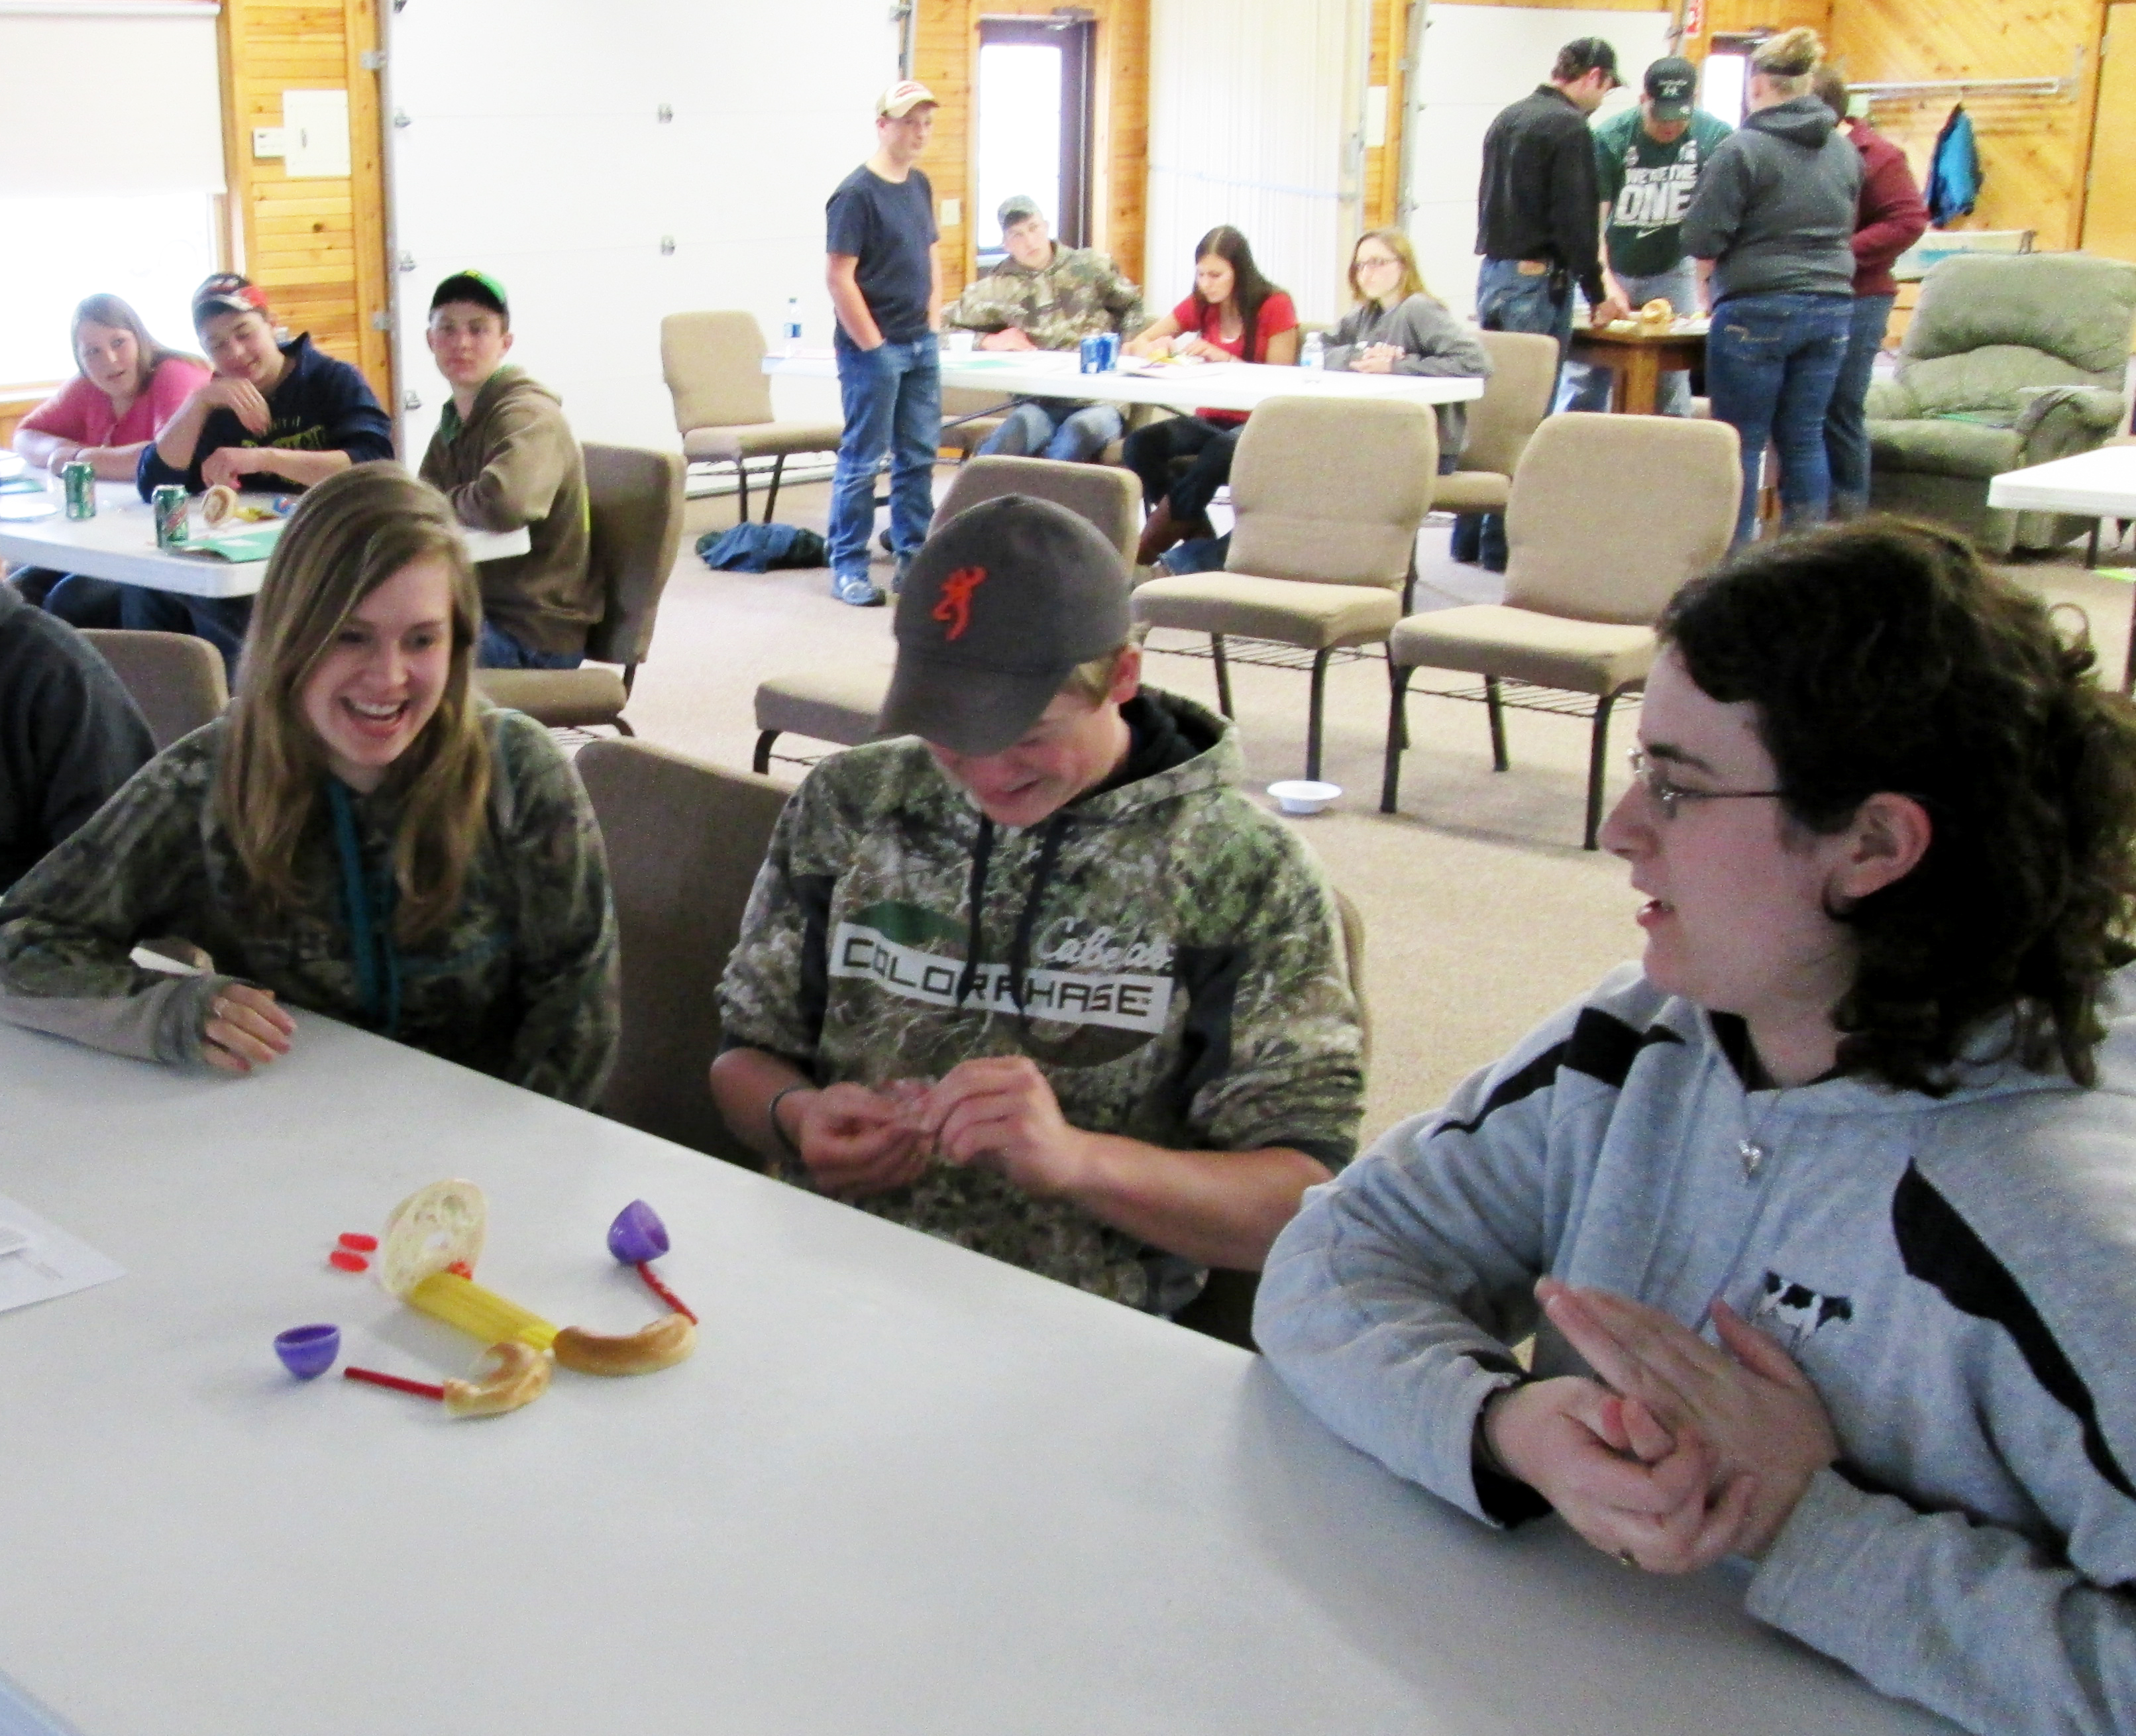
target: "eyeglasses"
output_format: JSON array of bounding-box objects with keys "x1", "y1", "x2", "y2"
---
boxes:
[{"x1": 1627, "y1": 749, "x2": 1787, "y2": 820}]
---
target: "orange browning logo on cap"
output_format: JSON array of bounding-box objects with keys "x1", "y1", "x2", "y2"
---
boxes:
[{"x1": 932, "y1": 565, "x2": 988, "y2": 641}]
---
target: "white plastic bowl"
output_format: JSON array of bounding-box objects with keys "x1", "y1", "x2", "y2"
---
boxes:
[{"x1": 1268, "y1": 779, "x2": 1341, "y2": 816}]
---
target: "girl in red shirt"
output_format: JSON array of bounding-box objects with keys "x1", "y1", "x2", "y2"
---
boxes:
[
  {"x1": 1122, "y1": 227, "x2": 1298, "y2": 566},
  {"x1": 13, "y1": 296, "x2": 209, "y2": 483}
]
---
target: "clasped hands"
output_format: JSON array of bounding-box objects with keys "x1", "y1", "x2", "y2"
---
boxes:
[
  {"x1": 788, "y1": 1056, "x2": 1093, "y2": 1203},
  {"x1": 1481, "y1": 1278, "x2": 1839, "y2": 1572}
]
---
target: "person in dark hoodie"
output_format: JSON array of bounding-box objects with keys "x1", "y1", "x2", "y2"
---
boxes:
[
  {"x1": 0, "y1": 464, "x2": 617, "y2": 1105},
  {"x1": 1680, "y1": 28, "x2": 1862, "y2": 547},
  {"x1": 123, "y1": 274, "x2": 395, "y2": 674},
  {"x1": 711, "y1": 496, "x2": 1365, "y2": 1319},
  {"x1": 417, "y1": 272, "x2": 594, "y2": 670},
  {"x1": 1812, "y1": 68, "x2": 1929, "y2": 520},
  {"x1": 0, "y1": 584, "x2": 153, "y2": 890}
]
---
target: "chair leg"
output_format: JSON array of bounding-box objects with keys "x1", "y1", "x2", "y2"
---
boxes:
[
  {"x1": 753, "y1": 729, "x2": 778, "y2": 775},
  {"x1": 614, "y1": 715, "x2": 637, "y2": 738},
  {"x1": 1381, "y1": 663, "x2": 1415, "y2": 813},
  {"x1": 735, "y1": 460, "x2": 749, "y2": 525},
  {"x1": 764, "y1": 454, "x2": 786, "y2": 523},
  {"x1": 1305, "y1": 648, "x2": 1332, "y2": 782},
  {"x1": 1584, "y1": 692, "x2": 1619, "y2": 851},
  {"x1": 1210, "y1": 634, "x2": 1235, "y2": 718},
  {"x1": 1485, "y1": 675, "x2": 1509, "y2": 772}
]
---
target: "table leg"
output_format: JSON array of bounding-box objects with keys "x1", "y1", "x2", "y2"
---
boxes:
[
  {"x1": 1623, "y1": 350, "x2": 1660, "y2": 416},
  {"x1": 2088, "y1": 520, "x2": 2102, "y2": 567},
  {"x1": 2126, "y1": 588, "x2": 2134, "y2": 696}
]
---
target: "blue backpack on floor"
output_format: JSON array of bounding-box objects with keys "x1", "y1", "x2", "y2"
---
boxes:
[{"x1": 696, "y1": 523, "x2": 826, "y2": 573}]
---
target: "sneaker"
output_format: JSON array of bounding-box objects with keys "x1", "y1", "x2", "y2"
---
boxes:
[
  {"x1": 877, "y1": 529, "x2": 896, "y2": 555},
  {"x1": 892, "y1": 553, "x2": 913, "y2": 595},
  {"x1": 833, "y1": 570, "x2": 884, "y2": 607}
]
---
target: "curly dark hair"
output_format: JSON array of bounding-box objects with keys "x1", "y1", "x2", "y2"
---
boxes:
[{"x1": 1659, "y1": 516, "x2": 2136, "y2": 1093}]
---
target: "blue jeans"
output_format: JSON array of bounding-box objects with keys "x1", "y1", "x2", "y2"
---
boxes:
[
  {"x1": 478, "y1": 621, "x2": 583, "y2": 669},
  {"x1": 980, "y1": 398, "x2": 1124, "y2": 464},
  {"x1": 1453, "y1": 258, "x2": 1575, "y2": 570},
  {"x1": 42, "y1": 573, "x2": 126, "y2": 627},
  {"x1": 829, "y1": 333, "x2": 941, "y2": 582},
  {"x1": 1562, "y1": 260, "x2": 1699, "y2": 415},
  {"x1": 117, "y1": 585, "x2": 250, "y2": 683},
  {"x1": 1705, "y1": 292, "x2": 1854, "y2": 546},
  {"x1": 1824, "y1": 292, "x2": 1895, "y2": 519}
]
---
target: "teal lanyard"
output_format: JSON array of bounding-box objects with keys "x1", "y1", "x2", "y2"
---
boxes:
[{"x1": 325, "y1": 779, "x2": 401, "y2": 1038}]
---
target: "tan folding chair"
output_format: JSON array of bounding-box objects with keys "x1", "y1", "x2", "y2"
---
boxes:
[
  {"x1": 475, "y1": 443, "x2": 686, "y2": 735},
  {"x1": 939, "y1": 384, "x2": 1009, "y2": 461},
  {"x1": 1130, "y1": 396, "x2": 1438, "y2": 780},
  {"x1": 1382, "y1": 413, "x2": 1739, "y2": 848},
  {"x1": 661, "y1": 311, "x2": 843, "y2": 523},
  {"x1": 1428, "y1": 330, "x2": 1562, "y2": 519},
  {"x1": 80, "y1": 629, "x2": 227, "y2": 751},
  {"x1": 751, "y1": 455, "x2": 1141, "y2": 771},
  {"x1": 575, "y1": 737, "x2": 790, "y2": 1164}
]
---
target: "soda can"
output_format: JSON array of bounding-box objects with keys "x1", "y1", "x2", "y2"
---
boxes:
[
  {"x1": 62, "y1": 461, "x2": 96, "y2": 520},
  {"x1": 1079, "y1": 334, "x2": 1105, "y2": 375},
  {"x1": 1099, "y1": 331, "x2": 1120, "y2": 371},
  {"x1": 152, "y1": 485, "x2": 190, "y2": 550}
]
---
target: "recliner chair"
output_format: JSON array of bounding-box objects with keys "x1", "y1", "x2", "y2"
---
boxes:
[{"x1": 1864, "y1": 252, "x2": 2136, "y2": 554}]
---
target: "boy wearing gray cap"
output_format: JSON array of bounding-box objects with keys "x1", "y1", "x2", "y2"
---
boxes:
[{"x1": 712, "y1": 495, "x2": 1364, "y2": 1316}]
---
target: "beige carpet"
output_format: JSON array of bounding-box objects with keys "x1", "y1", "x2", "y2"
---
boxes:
[{"x1": 619, "y1": 472, "x2": 2135, "y2": 1147}]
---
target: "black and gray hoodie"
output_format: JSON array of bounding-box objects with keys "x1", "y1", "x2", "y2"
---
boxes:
[
  {"x1": 1680, "y1": 93, "x2": 1863, "y2": 303},
  {"x1": 1258, "y1": 961, "x2": 2136, "y2": 1736}
]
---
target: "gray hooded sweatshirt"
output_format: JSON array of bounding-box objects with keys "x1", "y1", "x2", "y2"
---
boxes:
[
  {"x1": 1680, "y1": 93, "x2": 1862, "y2": 303},
  {"x1": 1257, "y1": 961, "x2": 2136, "y2": 1736}
]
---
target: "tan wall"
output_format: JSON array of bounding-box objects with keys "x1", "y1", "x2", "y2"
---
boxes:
[
  {"x1": 1827, "y1": 0, "x2": 2104, "y2": 252},
  {"x1": 219, "y1": 0, "x2": 392, "y2": 404},
  {"x1": 912, "y1": 0, "x2": 1150, "y2": 301}
]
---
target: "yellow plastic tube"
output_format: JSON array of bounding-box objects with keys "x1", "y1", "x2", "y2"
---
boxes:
[{"x1": 407, "y1": 1270, "x2": 559, "y2": 1351}]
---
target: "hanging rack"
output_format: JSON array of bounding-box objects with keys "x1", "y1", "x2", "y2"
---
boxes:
[{"x1": 1851, "y1": 75, "x2": 2070, "y2": 100}]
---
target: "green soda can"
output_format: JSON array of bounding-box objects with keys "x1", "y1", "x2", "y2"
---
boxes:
[
  {"x1": 152, "y1": 485, "x2": 189, "y2": 549},
  {"x1": 61, "y1": 461, "x2": 96, "y2": 520}
]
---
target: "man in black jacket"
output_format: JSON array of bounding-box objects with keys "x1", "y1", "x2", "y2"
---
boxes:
[
  {"x1": 1454, "y1": 36, "x2": 1624, "y2": 572},
  {"x1": 0, "y1": 582, "x2": 153, "y2": 889}
]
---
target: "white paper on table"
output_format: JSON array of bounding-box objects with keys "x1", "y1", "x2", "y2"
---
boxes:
[
  {"x1": 0, "y1": 1193, "x2": 123, "y2": 1316},
  {"x1": 0, "y1": 1665, "x2": 85, "y2": 1735}
]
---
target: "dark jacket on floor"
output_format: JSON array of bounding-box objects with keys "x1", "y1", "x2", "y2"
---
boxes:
[
  {"x1": 1475, "y1": 85, "x2": 1607, "y2": 307},
  {"x1": 136, "y1": 334, "x2": 393, "y2": 498},
  {"x1": 419, "y1": 368, "x2": 595, "y2": 659},
  {"x1": 0, "y1": 584, "x2": 154, "y2": 890}
]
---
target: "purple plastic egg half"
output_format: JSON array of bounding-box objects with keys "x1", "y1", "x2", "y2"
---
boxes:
[
  {"x1": 606, "y1": 1199, "x2": 670, "y2": 1265},
  {"x1": 275, "y1": 1323, "x2": 341, "y2": 1380}
]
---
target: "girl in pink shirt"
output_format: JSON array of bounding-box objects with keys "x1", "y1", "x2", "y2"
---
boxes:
[{"x1": 13, "y1": 295, "x2": 209, "y2": 482}]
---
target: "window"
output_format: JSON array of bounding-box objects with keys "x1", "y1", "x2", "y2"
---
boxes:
[
  {"x1": 1702, "y1": 38, "x2": 1762, "y2": 129},
  {"x1": 974, "y1": 17, "x2": 1095, "y2": 269}
]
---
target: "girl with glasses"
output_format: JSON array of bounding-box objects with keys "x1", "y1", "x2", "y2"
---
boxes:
[{"x1": 1324, "y1": 229, "x2": 1491, "y2": 475}]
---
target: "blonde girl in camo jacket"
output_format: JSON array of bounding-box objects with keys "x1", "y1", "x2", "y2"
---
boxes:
[{"x1": 0, "y1": 462, "x2": 617, "y2": 1106}]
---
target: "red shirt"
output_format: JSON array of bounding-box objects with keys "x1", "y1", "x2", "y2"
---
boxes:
[
  {"x1": 1169, "y1": 290, "x2": 1299, "y2": 425},
  {"x1": 1844, "y1": 119, "x2": 1930, "y2": 299},
  {"x1": 18, "y1": 355, "x2": 210, "y2": 449}
]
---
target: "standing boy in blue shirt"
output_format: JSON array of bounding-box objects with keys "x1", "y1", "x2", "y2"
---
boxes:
[{"x1": 824, "y1": 81, "x2": 943, "y2": 608}]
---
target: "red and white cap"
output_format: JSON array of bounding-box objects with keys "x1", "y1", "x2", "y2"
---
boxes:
[{"x1": 877, "y1": 80, "x2": 938, "y2": 118}]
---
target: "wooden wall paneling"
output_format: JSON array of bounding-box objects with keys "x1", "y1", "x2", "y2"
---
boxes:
[
  {"x1": 1682, "y1": 0, "x2": 1831, "y2": 65},
  {"x1": 1363, "y1": 0, "x2": 1406, "y2": 230},
  {"x1": 912, "y1": 0, "x2": 1148, "y2": 301},
  {"x1": 219, "y1": 0, "x2": 392, "y2": 405},
  {"x1": 2082, "y1": 3, "x2": 2136, "y2": 264},
  {"x1": 1827, "y1": 0, "x2": 2105, "y2": 251}
]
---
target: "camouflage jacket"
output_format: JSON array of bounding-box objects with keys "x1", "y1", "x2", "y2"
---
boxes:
[
  {"x1": 941, "y1": 244, "x2": 1149, "y2": 350},
  {"x1": 0, "y1": 706, "x2": 617, "y2": 1105},
  {"x1": 717, "y1": 690, "x2": 1365, "y2": 1310}
]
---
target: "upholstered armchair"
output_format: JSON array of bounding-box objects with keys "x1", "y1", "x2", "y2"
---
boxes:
[{"x1": 1865, "y1": 251, "x2": 2136, "y2": 554}]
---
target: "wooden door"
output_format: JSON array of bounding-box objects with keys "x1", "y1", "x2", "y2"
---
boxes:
[{"x1": 2084, "y1": 4, "x2": 2136, "y2": 268}]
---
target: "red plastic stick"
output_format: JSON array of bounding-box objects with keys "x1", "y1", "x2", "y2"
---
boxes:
[
  {"x1": 636, "y1": 1262, "x2": 698, "y2": 1325},
  {"x1": 343, "y1": 1366, "x2": 445, "y2": 1401}
]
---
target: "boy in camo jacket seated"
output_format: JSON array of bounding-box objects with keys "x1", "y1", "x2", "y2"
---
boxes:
[
  {"x1": 941, "y1": 197, "x2": 1149, "y2": 464},
  {"x1": 711, "y1": 496, "x2": 1363, "y2": 1315}
]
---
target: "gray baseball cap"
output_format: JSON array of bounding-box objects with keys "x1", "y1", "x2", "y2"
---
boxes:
[
  {"x1": 997, "y1": 194, "x2": 1045, "y2": 234},
  {"x1": 879, "y1": 494, "x2": 1132, "y2": 755}
]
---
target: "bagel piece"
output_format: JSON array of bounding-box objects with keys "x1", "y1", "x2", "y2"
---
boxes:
[{"x1": 552, "y1": 1311, "x2": 697, "y2": 1376}]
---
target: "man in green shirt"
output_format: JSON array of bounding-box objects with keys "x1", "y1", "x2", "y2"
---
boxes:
[{"x1": 1565, "y1": 57, "x2": 1731, "y2": 415}]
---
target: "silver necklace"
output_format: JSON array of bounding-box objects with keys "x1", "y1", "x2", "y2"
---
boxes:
[{"x1": 1737, "y1": 1089, "x2": 1788, "y2": 1181}]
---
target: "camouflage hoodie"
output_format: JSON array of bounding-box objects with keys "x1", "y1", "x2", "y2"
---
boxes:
[
  {"x1": 717, "y1": 690, "x2": 1365, "y2": 1310},
  {"x1": 0, "y1": 706, "x2": 617, "y2": 1105},
  {"x1": 942, "y1": 244, "x2": 1149, "y2": 351}
]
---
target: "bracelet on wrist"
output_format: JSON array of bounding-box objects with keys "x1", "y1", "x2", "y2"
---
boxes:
[{"x1": 765, "y1": 1082, "x2": 811, "y2": 1163}]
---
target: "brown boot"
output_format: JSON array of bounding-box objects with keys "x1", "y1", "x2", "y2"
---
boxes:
[{"x1": 1136, "y1": 500, "x2": 1188, "y2": 567}]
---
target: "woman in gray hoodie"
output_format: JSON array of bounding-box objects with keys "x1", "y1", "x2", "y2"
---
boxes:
[
  {"x1": 1680, "y1": 28, "x2": 1862, "y2": 545},
  {"x1": 1323, "y1": 229, "x2": 1493, "y2": 469}
]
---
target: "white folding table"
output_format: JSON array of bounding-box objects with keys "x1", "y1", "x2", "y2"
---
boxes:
[
  {"x1": 0, "y1": 479, "x2": 529, "y2": 600},
  {"x1": 1988, "y1": 445, "x2": 2136, "y2": 690},
  {"x1": 0, "y1": 1016, "x2": 1956, "y2": 1735},
  {"x1": 765, "y1": 346, "x2": 1484, "y2": 415}
]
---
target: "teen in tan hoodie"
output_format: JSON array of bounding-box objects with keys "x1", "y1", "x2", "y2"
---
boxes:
[{"x1": 417, "y1": 272, "x2": 594, "y2": 668}]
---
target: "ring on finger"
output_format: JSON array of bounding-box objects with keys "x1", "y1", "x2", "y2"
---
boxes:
[{"x1": 1616, "y1": 1549, "x2": 1638, "y2": 1569}]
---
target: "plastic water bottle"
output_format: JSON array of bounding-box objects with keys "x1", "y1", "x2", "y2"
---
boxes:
[
  {"x1": 781, "y1": 296, "x2": 803, "y2": 356},
  {"x1": 1300, "y1": 331, "x2": 1325, "y2": 370}
]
